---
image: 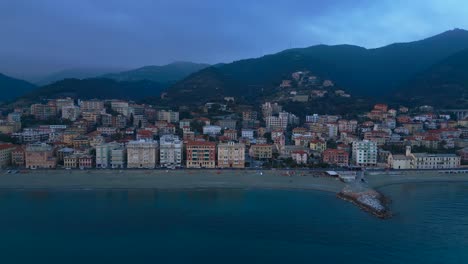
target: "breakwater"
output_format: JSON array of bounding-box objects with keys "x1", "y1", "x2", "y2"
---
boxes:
[{"x1": 337, "y1": 185, "x2": 392, "y2": 219}]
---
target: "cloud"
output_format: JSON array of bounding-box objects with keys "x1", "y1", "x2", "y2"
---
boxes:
[{"x1": 0, "y1": 0, "x2": 466, "y2": 79}]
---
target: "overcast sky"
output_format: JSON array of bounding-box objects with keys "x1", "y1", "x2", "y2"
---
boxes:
[{"x1": 1, "y1": 0, "x2": 468, "y2": 79}]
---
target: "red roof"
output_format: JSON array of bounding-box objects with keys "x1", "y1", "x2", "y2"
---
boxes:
[
  {"x1": 0, "y1": 143, "x2": 15, "y2": 150},
  {"x1": 186, "y1": 141, "x2": 216, "y2": 147},
  {"x1": 137, "y1": 130, "x2": 153, "y2": 136}
]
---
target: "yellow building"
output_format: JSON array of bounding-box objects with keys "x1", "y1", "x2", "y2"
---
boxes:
[
  {"x1": 0, "y1": 144, "x2": 16, "y2": 168},
  {"x1": 25, "y1": 143, "x2": 57, "y2": 169},
  {"x1": 310, "y1": 139, "x2": 327, "y2": 153},
  {"x1": 249, "y1": 144, "x2": 273, "y2": 159},
  {"x1": 217, "y1": 142, "x2": 245, "y2": 168}
]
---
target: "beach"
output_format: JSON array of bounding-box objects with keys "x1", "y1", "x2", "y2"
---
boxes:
[
  {"x1": 0, "y1": 169, "x2": 345, "y2": 192},
  {"x1": 1, "y1": 169, "x2": 468, "y2": 193}
]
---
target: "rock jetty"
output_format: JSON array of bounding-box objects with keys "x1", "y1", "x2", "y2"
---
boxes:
[{"x1": 337, "y1": 185, "x2": 391, "y2": 219}]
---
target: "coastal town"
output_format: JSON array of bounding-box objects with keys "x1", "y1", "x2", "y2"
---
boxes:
[{"x1": 0, "y1": 71, "x2": 465, "y2": 173}]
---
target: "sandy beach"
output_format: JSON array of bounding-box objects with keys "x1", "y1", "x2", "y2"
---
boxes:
[
  {"x1": 0, "y1": 169, "x2": 345, "y2": 192},
  {"x1": 1, "y1": 169, "x2": 467, "y2": 193}
]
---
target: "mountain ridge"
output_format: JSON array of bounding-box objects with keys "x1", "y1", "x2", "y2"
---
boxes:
[
  {"x1": 0, "y1": 73, "x2": 37, "y2": 102},
  {"x1": 101, "y1": 61, "x2": 210, "y2": 83},
  {"x1": 164, "y1": 29, "x2": 468, "y2": 105}
]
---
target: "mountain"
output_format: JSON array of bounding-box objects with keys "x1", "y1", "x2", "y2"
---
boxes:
[
  {"x1": 393, "y1": 48, "x2": 468, "y2": 108},
  {"x1": 35, "y1": 67, "x2": 128, "y2": 86},
  {"x1": 20, "y1": 78, "x2": 166, "y2": 102},
  {"x1": 0, "y1": 73, "x2": 37, "y2": 102},
  {"x1": 164, "y1": 29, "x2": 468, "y2": 104},
  {"x1": 102, "y1": 62, "x2": 209, "y2": 83}
]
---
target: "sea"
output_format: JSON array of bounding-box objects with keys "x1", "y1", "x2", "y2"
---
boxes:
[{"x1": 0, "y1": 182, "x2": 467, "y2": 264}]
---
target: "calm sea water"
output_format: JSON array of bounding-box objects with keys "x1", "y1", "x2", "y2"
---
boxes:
[{"x1": 0, "y1": 182, "x2": 467, "y2": 264}]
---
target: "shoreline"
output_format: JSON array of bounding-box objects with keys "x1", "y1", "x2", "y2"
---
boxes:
[
  {"x1": 1, "y1": 169, "x2": 468, "y2": 192},
  {"x1": 1, "y1": 169, "x2": 468, "y2": 219}
]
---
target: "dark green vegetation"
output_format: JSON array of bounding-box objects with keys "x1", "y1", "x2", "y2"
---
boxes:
[
  {"x1": 165, "y1": 29, "x2": 468, "y2": 106},
  {"x1": 394, "y1": 48, "x2": 468, "y2": 108},
  {"x1": 20, "y1": 78, "x2": 166, "y2": 101},
  {"x1": 102, "y1": 62, "x2": 209, "y2": 83},
  {"x1": 0, "y1": 73, "x2": 37, "y2": 102}
]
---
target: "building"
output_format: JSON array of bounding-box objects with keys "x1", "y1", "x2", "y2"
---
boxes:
[
  {"x1": 241, "y1": 129, "x2": 255, "y2": 140},
  {"x1": 56, "y1": 147, "x2": 74, "y2": 163},
  {"x1": 30, "y1": 104, "x2": 57, "y2": 120},
  {"x1": 310, "y1": 139, "x2": 327, "y2": 153},
  {"x1": 11, "y1": 146, "x2": 25, "y2": 167},
  {"x1": 7, "y1": 112, "x2": 21, "y2": 123},
  {"x1": 249, "y1": 144, "x2": 273, "y2": 159},
  {"x1": 80, "y1": 99, "x2": 104, "y2": 112},
  {"x1": 223, "y1": 129, "x2": 238, "y2": 141},
  {"x1": 126, "y1": 140, "x2": 159, "y2": 169},
  {"x1": 291, "y1": 150, "x2": 308, "y2": 164},
  {"x1": 61, "y1": 106, "x2": 80, "y2": 121},
  {"x1": 261, "y1": 102, "x2": 282, "y2": 118},
  {"x1": 186, "y1": 141, "x2": 216, "y2": 168},
  {"x1": 157, "y1": 110, "x2": 179, "y2": 123},
  {"x1": 218, "y1": 119, "x2": 237, "y2": 130},
  {"x1": 72, "y1": 135, "x2": 90, "y2": 149},
  {"x1": 111, "y1": 101, "x2": 129, "y2": 116},
  {"x1": 12, "y1": 130, "x2": 49, "y2": 143},
  {"x1": 389, "y1": 146, "x2": 461, "y2": 169},
  {"x1": 409, "y1": 147, "x2": 460, "y2": 169},
  {"x1": 0, "y1": 121, "x2": 21, "y2": 134},
  {"x1": 217, "y1": 142, "x2": 245, "y2": 168},
  {"x1": 322, "y1": 149, "x2": 349, "y2": 167},
  {"x1": 25, "y1": 143, "x2": 57, "y2": 169},
  {"x1": 159, "y1": 135, "x2": 183, "y2": 168},
  {"x1": 110, "y1": 147, "x2": 126, "y2": 169},
  {"x1": 179, "y1": 119, "x2": 191, "y2": 129},
  {"x1": 95, "y1": 142, "x2": 121, "y2": 168},
  {"x1": 242, "y1": 111, "x2": 258, "y2": 121},
  {"x1": 387, "y1": 154, "x2": 412, "y2": 169},
  {"x1": 64, "y1": 154, "x2": 94, "y2": 169},
  {"x1": 352, "y1": 140, "x2": 377, "y2": 167},
  {"x1": 203, "y1": 125, "x2": 222, "y2": 136},
  {"x1": 0, "y1": 144, "x2": 16, "y2": 168},
  {"x1": 457, "y1": 147, "x2": 468, "y2": 162}
]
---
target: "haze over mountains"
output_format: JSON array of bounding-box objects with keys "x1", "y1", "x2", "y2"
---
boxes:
[
  {"x1": 1, "y1": 29, "x2": 468, "y2": 108},
  {"x1": 0, "y1": 62, "x2": 209, "y2": 103},
  {"x1": 101, "y1": 62, "x2": 209, "y2": 83}
]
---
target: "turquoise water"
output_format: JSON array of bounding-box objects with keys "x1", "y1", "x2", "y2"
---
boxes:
[{"x1": 0, "y1": 182, "x2": 467, "y2": 263}]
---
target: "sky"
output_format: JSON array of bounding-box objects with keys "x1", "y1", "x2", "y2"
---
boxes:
[{"x1": 1, "y1": 0, "x2": 468, "y2": 80}]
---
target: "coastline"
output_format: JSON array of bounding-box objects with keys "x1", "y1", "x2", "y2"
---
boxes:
[
  {"x1": 2, "y1": 169, "x2": 468, "y2": 219},
  {"x1": 1, "y1": 169, "x2": 468, "y2": 192},
  {"x1": 0, "y1": 169, "x2": 345, "y2": 193}
]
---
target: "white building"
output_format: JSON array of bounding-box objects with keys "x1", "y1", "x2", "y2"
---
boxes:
[
  {"x1": 265, "y1": 115, "x2": 288, "y2": 131},
  {"x1": 159, "y1": 135, "x2": 183, "y2": 168},
  {"x1": 241, "y1": 129, "x2": 255, "y2": 140},
  {"x1": 62, "y1": 106, "x2": 81, "y2": 121},
  {"x1": 203, "y1": 125, "x2": 222, "y2": 136},
  {"x1": 96, "y1": 142, "x2": 121, "y2": 168},
  {"x1": 388, "y1": 146, "x2": 461, "y2": 169},
  {"x1": 352, "y1": 140, "x2": 378, "y2": 167},
  {"x1": 111, "y1": 101, "x2": 129, "y2": 116},
  {"x1": 80, "y1": 99, "x2": 104, "y2": 112},
  {"x1": 110, "y1": 147, "x2": 126, "y2": 169},
  {"x1": 126, "y1": 140, "x2": 159, "y2": 169}
]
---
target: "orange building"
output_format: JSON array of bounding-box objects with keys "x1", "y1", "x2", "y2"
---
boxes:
[{"x1": 186, "y1": 141, "x2": 217, "y2": 168}]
